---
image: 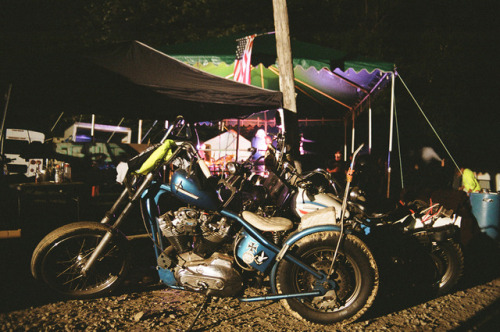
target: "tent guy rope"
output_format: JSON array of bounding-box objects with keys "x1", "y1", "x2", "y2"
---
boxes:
[{"x1": 398, "y1": 74, "x2": 462, "y2": 174}]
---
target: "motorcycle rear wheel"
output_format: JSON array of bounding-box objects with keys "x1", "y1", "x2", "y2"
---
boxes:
[
  {"x1": 276, "y1": 232, "x2": 378, "y2": 325},
  {"x1": 31, "y1": 222, "x2": 129, "y2": 299},
  {"x1": 430, "y1": 240, "x2": 464, "y2": 295}
]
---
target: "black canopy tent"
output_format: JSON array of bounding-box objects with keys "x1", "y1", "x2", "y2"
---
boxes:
[{"x1": 2, "y1": 40, "x2": 283, "y2": 126}]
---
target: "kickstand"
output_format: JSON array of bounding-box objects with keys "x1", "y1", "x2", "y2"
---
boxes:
[{"x1": 186, "y1": 295, "x2": 212, "y2": 332}]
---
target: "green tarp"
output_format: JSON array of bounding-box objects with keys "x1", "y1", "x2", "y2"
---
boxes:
[{"x1": 161, "y1": 34, "x2": 394, "y2": 118}]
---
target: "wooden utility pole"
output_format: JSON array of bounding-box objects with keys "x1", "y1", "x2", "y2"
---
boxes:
[
  {"x1": 272, "y1": 0, "x2": 296, "y2": 113},
  {"x1": 273, "y1": 0, "x2": 301, "y2": 173}
]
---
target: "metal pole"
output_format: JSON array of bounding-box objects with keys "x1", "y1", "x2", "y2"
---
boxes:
[
  {"x1": 107, "y1": 117, "x2": 125, "y2": 143},
  {"x1": 260, "y1": 63, "x2": 268, "y2": 135},
  {"x1": 236, "y1": 119, "x2": 240, "y2": 162},
  {"x1": 141, "y1": 120, "x2": 158, "y2": 144},
  {"x1": 50, "y1": 111, "x2": 64, "y2": 133},
  {"x1": 368, "y1": 100, "x2": 372, "y2": 154},
  {"x1": 343, "y1": 118, "x2": 347, "y2": 161},
  {"x1": 91, "y1": 114, "x2": 96, "y2": 142},
  {"x1": 351, "y1": 112, "x2": 355, "y2": 154},
  {"x1": 264, "y1": 112, "x2": 268, "y2": 135},
  {"x1": 0, "y1": 84, "x2": 13, "y2": 155},
  {"x1": 138, "y1": 119, "x2": 143, "y2": 144},
  {"x1": 386, "y1": 73, "x2": 395, "y2": 198}
]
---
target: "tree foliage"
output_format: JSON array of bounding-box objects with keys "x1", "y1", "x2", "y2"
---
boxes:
[{"x1": 1, "y1": 0, "x2": 498, "y2": 169}]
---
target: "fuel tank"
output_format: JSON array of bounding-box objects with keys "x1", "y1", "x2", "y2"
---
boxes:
[
  {"x1": 292, "y1": 188, "x2": 347, "y2": 219},
  {"x1": 170, "y1": 169, "x2": 220, "y2": 211}
]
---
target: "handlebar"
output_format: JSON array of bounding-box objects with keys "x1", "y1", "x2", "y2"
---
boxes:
[
  {"x1": 160, "y1": 115, "x2": 194, "y2": 143},
  {"x1": 348, "y1": 143, "x2": 365, "y2": 170}
]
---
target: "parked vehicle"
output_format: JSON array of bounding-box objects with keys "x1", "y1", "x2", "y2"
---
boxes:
[
  {"x1": 262, "y1": 144, "x2": 464, "y2": 296},
  {"x1": 347, "y1": 194, "x2": 464, "y2": 295},
  {"x1": 2, "y1": 128, "x2": 45, "y2": 178},
  {"x1": 63, "y1": 122, "x2": 132, "y2": 144},
  {"x1": 31, "y1": 117, "x2": 379, "y2": 327},
  {"x1": 33, "y1": 141, "x2": 141, "y2": 190}
]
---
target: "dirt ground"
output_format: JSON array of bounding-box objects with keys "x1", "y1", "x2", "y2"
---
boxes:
[{"x1": 1, "y1": 232, "x2": 499, "y2": 331}]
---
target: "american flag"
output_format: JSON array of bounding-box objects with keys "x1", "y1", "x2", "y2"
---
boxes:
[{"x1": 233, "y1": 34, "x2": 256, "y2": 84}]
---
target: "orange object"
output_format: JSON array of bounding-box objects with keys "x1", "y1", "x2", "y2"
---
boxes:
[
  {"x1": 91, "y1": 185, "x2": 100, "y2": 197},
  {"x1": 346, "y1": 168, "x2": 354, "y2": 182}
]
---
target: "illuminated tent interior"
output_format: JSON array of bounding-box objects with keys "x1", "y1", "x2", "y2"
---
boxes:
[{"x1": 160, "y1": 34, "x2": 395, "y2": 121}]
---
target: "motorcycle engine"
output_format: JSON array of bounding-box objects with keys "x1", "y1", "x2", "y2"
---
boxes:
[
  {"x1": 158, "y1": 207, "x2": 242, "y2": 296},
  {"x1": 158, "y1": 207, "x2": 232, "y2": 257},
  {"x1": 174, "y1": 252, "x2": 243, "y2": 297}
]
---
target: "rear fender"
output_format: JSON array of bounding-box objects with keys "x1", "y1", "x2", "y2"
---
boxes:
[{"x1": 413, "y1": 224, "x2": 461, "y2": 243}]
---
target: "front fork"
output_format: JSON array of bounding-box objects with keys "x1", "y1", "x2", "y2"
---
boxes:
[{"x1": 81, "y1": 173, "x2": 155, "y2": 274}]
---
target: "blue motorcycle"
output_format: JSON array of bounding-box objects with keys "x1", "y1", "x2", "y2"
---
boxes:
[{"x1": 31, "y1": 117, "x2": 379, "y2": 326}]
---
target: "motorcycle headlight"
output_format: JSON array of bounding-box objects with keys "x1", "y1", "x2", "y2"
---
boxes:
[{"x1": 226, "y1": 162, "x2": 238, "y2": 174}]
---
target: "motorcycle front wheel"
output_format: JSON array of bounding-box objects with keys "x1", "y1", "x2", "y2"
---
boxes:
[
  {"x1": 276, "y1": 232, "x2": 379, "y2": 326},
  {"x1": 430, "y1": 240, "x2": 464, "y2": 295},
  {"x1": 31, "y1": 222, "x2": 129, "y2": 299}
]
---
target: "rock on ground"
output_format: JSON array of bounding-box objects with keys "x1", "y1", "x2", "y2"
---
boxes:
[{"x1": 1, "y1": 234, "x2": 499, "y2": 331}]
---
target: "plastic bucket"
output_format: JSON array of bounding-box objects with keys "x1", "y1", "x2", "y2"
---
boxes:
[{"x1": 470, "y1": 192, "x2": 500, "y2": 240}]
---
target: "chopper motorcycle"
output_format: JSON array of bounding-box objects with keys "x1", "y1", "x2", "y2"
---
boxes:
[
  {"x1": 261, "y1": 143, "x2": 464, "y2": 296},
  {"x1": 346, "y1": 193, "x2": 464, "y2": 295},
  {"x1": 31, "y1": 117, "x2": 379, "y2": 326}
]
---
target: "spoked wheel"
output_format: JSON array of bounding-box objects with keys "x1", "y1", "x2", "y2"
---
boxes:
[
  {"x1": 31, "y1": 222, "x2": 129, "y2": 299},
  {"x1": 430, "y1": 240, "x2": 464, "y2": 295},
  {"x1": 276, "y1": 232, "x2": 378, "y2": 325}
]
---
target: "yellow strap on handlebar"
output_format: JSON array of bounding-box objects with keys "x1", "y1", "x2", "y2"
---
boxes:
[
  {"x1": 135, "y1": 139, "x2": 176, "y2": 175},
  {"x1": 346, "y1": 168, "x2": 354, "y2": 183}
]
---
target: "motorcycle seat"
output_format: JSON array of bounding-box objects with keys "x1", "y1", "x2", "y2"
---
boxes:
[{"x1": 241, "y1": 211, "x2": 293, "y2": 232}]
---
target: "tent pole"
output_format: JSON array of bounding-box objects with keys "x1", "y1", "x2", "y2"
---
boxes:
[
  {"x1": 260, "y1": 64, "x2": 265, "y2": 88},
  {"x1": 351, "y1": 112, "x2": 355, "y2": 154},
  {"x1": 260, "y1": 63, "x2": 268, "y2": 135},
  {"x1": 351, "y1": 72, "x2": 391, "y2": 117},
  {"x1": 0, "y1": 84, "x2": 12, "y2": 155},
  {"x1": 91, "y1": 114, "x2": 96, "y2": 142},
  {"x1": 141, "y1": 120, "x2": 158, "y2": 144},
  {"x1": 368, "y1": 99, "x2": 372, "y2": 154},
  {"x1": 330, "y1": 71, "x2": 369, "y2": 93},
  {"x1": 386, "y1": 73, "x2": 395, "y2": 198},
  {"x1": 264, "y1": 112, "x2": 268, "y2": 135},
  {"x1": 343, "y1": 118, "x2": 347, "y2": 162},
  {"x1": 50, "y1": 112, "x2": 64, "y2": 133},
  {"x1": 138, "y1": 119, "x2": 143, "y2": 144},
  {"x1": 268, "y1": 65, "x2": 352, "y2": 110},
  {"x1": 236, "y1": 119, "x2": 240, "y2": 162},
  {"x1": 107, "y1": 117, "x2": 125, "y2": 143}
]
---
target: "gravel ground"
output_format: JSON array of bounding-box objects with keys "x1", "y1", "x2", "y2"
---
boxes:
[{"x1": 1, "y1": 234, "x2": 499, "y2": 331}]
